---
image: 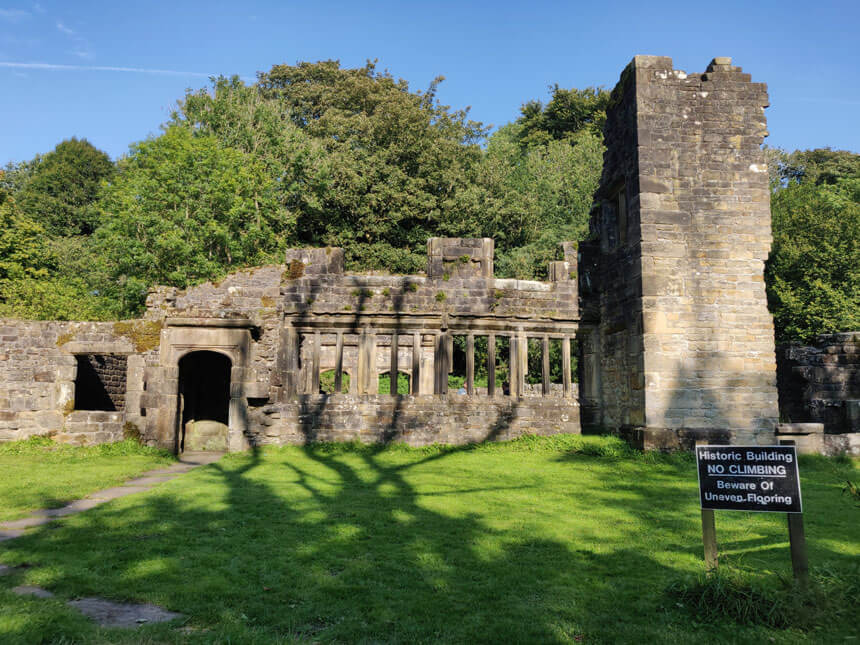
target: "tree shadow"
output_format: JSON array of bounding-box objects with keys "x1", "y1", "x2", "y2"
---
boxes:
[{"x1": 0, "y1": 435, "x2": 856, "y2": 643}]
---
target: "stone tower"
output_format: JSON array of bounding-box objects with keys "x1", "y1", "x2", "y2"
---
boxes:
[{"x1": 579, "y1": 56, "x2": 779, "y2": 447}]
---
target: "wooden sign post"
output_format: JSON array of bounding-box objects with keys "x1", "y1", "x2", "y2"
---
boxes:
[{"x1": 695, "y1": 444, "x2": 807, "y2": 583}]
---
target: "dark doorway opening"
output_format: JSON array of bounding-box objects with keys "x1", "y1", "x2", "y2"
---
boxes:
[{"x1": 178, "y1": 351, "x2": 231, "y2": 453}]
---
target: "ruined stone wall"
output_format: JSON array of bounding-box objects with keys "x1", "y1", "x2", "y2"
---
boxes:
[
  {"x1": 250, "y1": 394, "x2": 579, "y2": 447},
  {"x1": 130, "y1": 237, "x2": 582, "y2": 450},
  {"x1": 777, "y1": 332, "x2": 860, "y2": 433},
  {"x1": 583, "y1": 56, "x2": 779, "y2": 447},
  {"x1": 145, "y1": 265, "x2": 283, "y2": 398},
  {"x1": 0, "y1": 320, "x2": 155, "y2": 445}
]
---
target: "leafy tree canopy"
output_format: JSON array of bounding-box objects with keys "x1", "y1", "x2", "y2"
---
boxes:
[
  {"x1": 517, "y1": 86, "x2": 609, "y2": 149},
  {"x1": 779, "y1": 148, "x2": 860, "y2": 187},
  {"x1": 766, "y1": 175, "x2": 860, "y2": 342},
  {"x1": 16, "y1": 137, "x2": 115, "y2": 236},
  {"x1": 93, "y1": 126, "x2": 285, "y2": 312},
  {"x1": 173, "y1": 62, "x2": 490, "y2": 274}
]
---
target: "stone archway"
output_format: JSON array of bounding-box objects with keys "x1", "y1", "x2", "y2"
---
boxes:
[{"x1": 178, "y1": 351, "x2": 232, "y2": 452}]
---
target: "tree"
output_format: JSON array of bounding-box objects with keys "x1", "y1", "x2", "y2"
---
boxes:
[
  {"x1": 17, "y1": 138, "x2": 115, "y2": 236},
  {"x1": 766, "y1": 177, "x2": 860, "y2": 342},
  {"x1": 479, "y1": 126, "x2": 602, "y2": 278},
  {"x1": 517, "y1": 86, "x2": 609, "y2": 148},
  {"x1": 472, "y1": 85, "x2": 607, "y2": 279},
  {"x1": 0, "y1": 194, "x2": 52, "y2": 283},
  {"x1": 779, "y1": 148, "x2": 860, "y2": 187},
  {"x1": 174, "y1": 61, "x2": 490, "y2": 273},
  {"x1": 93, "y1": 126, "x2": 285, "y2": 312}
]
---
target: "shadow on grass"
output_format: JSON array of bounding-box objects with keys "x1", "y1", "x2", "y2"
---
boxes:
[{"x1": 0, "y1": 438, "x2": 856, "y2": 643}]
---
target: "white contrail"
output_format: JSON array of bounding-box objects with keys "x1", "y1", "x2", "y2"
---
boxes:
[{"x1": 0, "y1": 61, "x2": 214, "y2": 78}]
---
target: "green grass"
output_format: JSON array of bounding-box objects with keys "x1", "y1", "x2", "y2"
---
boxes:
[
  {"x1": 0, "y1": 437, "x2": 175, "y2": 521},
  {"x1": 0, "y1": 435, "x2": 857, "y2": 643}
]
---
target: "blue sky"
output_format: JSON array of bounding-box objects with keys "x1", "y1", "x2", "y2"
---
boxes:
[{"x1": 1, "y1": 0, "x2": 858, "y2": 164}]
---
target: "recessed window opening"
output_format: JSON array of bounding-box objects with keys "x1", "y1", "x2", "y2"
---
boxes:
[
  {"x1": 496, "y1": 336, "x2": 511, "y2": 394},
  {"x1": 526, "y1": 338, "x2": 542, "y2": 386},
  {"x1": 74, "y1": 354, "x2": 127, "y2": 411},
  {"x1": 450, "y1": 335, "x2": 468, "y2": 392},
  {"x1": 378, "y1": 371, "x2": 410, "y2": 394},
  {"x1": 321, "y1": 369, "x2": 351, "y2": 393},
  {"x1": 550, "y1": 339, "x2": 564, "y2": 386}
]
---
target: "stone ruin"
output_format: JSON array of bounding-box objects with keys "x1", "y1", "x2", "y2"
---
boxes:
[
  {"x1": 0, "y1": 236, "x2": 581, "y2": 451},
  {"x1": 0, "y1": 55, "x2": 856, "y2": 454}
]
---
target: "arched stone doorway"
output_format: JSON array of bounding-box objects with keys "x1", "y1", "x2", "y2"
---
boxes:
[{"x1": 178, "y1": 351, "x2": 231, "y2": 452}]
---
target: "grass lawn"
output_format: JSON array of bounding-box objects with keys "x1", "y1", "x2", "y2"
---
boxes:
[
  {"x1": 0, "y1": 437, "x2": 175, "y2": 521},
  {"x1": 0, "y1": 435, "x2": 857, "y2": 643}
]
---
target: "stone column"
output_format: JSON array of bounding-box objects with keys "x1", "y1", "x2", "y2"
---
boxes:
[
  {"x1": 517, "y1": 329, "x2": 526, "y2": 398},
  {"x1": 311, "y1": 331, "x2": 320, "y2": 395},
  {"x1": 390, "y1": 331, "x2": 399, "y2": 395},
  {"x1": 334, "y1": 331, "x2": 344, "y2": 393},
  {"x1": 542, "y1": 335, "x2": 550, "y2": 396},
  {"x1": 562, "y1": 336, "x2": 572, "y2": 398},
  {"x1": 283, "y1": 324, "x2": 298, "y2": 398},
  {"x1": 509, "y1": 334, "x2": 518, "y2": 399},
  {"x1": 487, "y1": 333, "x2": 496, "y2": 397},
  {"x1": 412, "y1": 332, "x2": 421, "y2": 395},
  {"x1": 357, "y1": 327, "x2": 376, "y2": 394},
  {"x1": 466, "y1": 333, "x2": 475, "y2": 395},
  {"x1": 435, "y1": 332, "x2": 449, "y2": 395}
]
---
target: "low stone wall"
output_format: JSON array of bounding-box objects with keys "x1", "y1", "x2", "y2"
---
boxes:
[
  {"x1": 0, "y1": 319, "x2": 150, "y2": 444},
  {"x1": 250, "y1": 394, "x2": 580, "y2": 447},
  {"x1": 57, "y1": 411, "x2": 125, "y2": 446},
  {"x1": 776, "y1": 332, "x2": 860, "y2": 433}
]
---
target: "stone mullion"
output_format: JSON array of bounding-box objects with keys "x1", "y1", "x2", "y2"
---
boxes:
[
  {"x1": 486, "y1": 333, "x2": 496, "y2": 397},
  {"x1": 541, "y1": 335, "x2": 550, "y2": 396},
  {"x1": 466, "y1": 333, "x2": 475, "y2": 396},
  {"x1": 311, "y1": 331, "x2": 321, "y2": 395},
  {"x1": 562, "y1": 336, "x2": 571, "y2": 398},
  {"x1": 412, "y1": 332, "x2": 421, "y2": 395},
  {"x1": 509, "y1": 333, "x2": 518, "y2": 399},
  {"x1": 334, "y1": 331, "x2": 344, "y2": 393},
  {"x1": 517, "y1": 330, "x2": 526, "y2": 399},
  {"x1": 389, "y1": 331, "x2": 399, "y2": 396}
]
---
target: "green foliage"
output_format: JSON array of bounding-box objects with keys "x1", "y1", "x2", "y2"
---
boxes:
[
  {"x1": 93, "y1": 126, "x2": 285, "y2": 313},
  {"x1": 177, "y1": 63, "x2": 490, "y2": 274},
  {"x1": 766, "y1": 177, "x2": 860, "y2": 342},
  {"x1": 667, "y1": 564, "x2": 859, "y2": 631},
  {"x1": 0, "y1": 197, "x2": 52, "y2": 283},
  {"x1": 479, "y1": 121, "x2": 603, "y2": 279},
  {"x1": 0, "y1": 276, "x2": 118, "y2": 321},
  {"x1": 777, "y1": 147, "x2": 860, "y2": 187},
  {"x1": 517, "y1": 85, "x2": 610, "y2": 148},
  {"x1": 319, "y1": 370, "x2": 351, "y2": 394},
  {"x1": 16, "y1": 138, "x2": 115, "y2": 236},
  {"x1": 378, "y1": 372, "x2": 410, "y2": 394}
]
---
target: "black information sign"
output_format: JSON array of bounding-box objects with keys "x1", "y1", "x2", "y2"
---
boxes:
[{"x1": 696, "y1": 445, "x2": 802, "y2": 513}]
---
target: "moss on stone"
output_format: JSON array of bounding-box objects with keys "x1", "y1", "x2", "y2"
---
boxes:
[
  {"x1": 112, "y1": 321, "x2": 162, "y2": 353},
  {"x1": 122, "y1": 422, "x2": 141, "y2": 442},
  {"x1": 56, "y1": 332, "x2": 74, "y2": 347},
  {"x1": 283, "y1": 260, "x2": 305, "y2": 281}
]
